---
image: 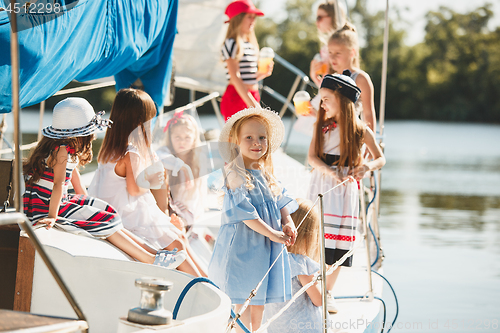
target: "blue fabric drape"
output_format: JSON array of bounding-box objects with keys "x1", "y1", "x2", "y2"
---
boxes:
[{"x1": 0, "y1": 0, "x2": 177, "y2": 113}]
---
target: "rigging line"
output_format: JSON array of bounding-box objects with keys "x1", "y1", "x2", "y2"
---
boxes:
[
  {"x1": 255, "y1": 234, "x2": 363, "y2": 333},
  {"x1": 322, "y1": 178, "x2": 351, "y2": 196},
  {"x1": 226, "y1": 196, "x2": 320, "y2": 332},
  {"x1": 227, "y1": 179, "x2": 355, "y2": 331}
]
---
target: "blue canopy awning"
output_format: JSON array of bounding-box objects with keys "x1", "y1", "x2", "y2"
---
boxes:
[{"x1": 0, "y1": 0, "x2": 178, "y2": 113}]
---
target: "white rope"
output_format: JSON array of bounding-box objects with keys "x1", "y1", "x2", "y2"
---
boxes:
[
  {"x1": 227, "y1": 179, "x2": 352, "y2": 331},
  {"x1": 225, "y1": 195, "x2": 322, "y2": 332}
]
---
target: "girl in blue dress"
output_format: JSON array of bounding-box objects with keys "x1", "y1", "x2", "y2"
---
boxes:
[{"x1": 209, "y1": 107, "x2": 298, "y2": 332}]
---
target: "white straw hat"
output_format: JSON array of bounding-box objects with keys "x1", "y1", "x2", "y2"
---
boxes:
[
  {"x1": 219, "y1": 107, "x2": 285, "y2": 162},
  {"x1": 42, "y1": 97, "x2": 112, "y2": 139}
]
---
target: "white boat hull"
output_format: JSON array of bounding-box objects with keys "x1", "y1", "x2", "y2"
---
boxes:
[{"x1": 28, "y1": 228, "x2": 231, "y2": 333}]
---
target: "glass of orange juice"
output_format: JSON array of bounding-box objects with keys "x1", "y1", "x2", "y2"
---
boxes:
[
  {"x1": 314, "y1": 53, "x2": 328, "y2": 77},
  {"x1": 293, "y1": 91, "x2": 312, "y2": 116},
  {"x1": 258, "y1": 47, "x2": 275, "y2": 74}
]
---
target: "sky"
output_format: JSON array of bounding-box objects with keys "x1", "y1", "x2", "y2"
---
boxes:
[{"x1": 260, "y1": 0, "x2": 500, "y2": 45}]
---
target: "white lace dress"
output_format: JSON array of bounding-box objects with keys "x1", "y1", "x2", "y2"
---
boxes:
[{"x1": 88, "y1": 145, "x2": 180, "y2": 249}]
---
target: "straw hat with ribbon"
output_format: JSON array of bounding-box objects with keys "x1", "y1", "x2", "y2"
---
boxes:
[
  {"x1": 218, "y1": 107, "x2": 284, "y2": 163},
  {"x1": 42, "y1": 97, "x2": 112, "y2": 139}
]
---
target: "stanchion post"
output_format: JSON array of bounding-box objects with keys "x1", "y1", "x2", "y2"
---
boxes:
[
  {"x1": 318, "y1": 194, "x2": 328, "y2": 333},
  {"x1": 359, "y1": 184, "x2": 374, "y2": 298}
]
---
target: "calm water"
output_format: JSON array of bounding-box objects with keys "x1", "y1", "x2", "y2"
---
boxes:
[{"x1": 4, "y1": 112, "x2": 500, "y2": 332}]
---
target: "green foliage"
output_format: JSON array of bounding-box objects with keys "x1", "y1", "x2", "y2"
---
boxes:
[{"x1": 255, "y1": 0, "x2": 319, "y2": 112}]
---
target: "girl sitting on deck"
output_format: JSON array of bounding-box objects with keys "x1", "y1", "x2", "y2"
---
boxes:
[
  {"x1": 307, "y1": 73, "x2": 385, "y2": 313},
  {"x1": 88, "y1": 89, "x2": 207, "y2": 277},
  {"x1": 23, "y1": 97, "x2": 183, "y2": 268},
  {"x1": 264, "y1": 198, "x2": 332, "y2": 333},
  {"x1": 209, "y1": 107, "x2": 298, "y2": 332}
]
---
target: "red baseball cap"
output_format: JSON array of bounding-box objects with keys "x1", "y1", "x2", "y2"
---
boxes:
[{"x1": 224, "y1": 0, "x2": 264, "y2": 23}]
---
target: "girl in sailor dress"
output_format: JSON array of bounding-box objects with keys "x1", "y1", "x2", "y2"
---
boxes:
[
  {"x1": 306, "y1": 73, "x2": 385, "y2": 312},
  {"x1": 209, "y1": 107, "x2": 298, "y2": 332}
]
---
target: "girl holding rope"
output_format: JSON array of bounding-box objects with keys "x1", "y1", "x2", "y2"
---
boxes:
[
  {"x1": 307, "y1": 72, "x2": 385, "y2": 313},
  {"x1": 264, "y1": 198, "x2": 332, "y2": 332},
  {"x1": 209, "y1": 107, "x2": 298, "y2": 332}
]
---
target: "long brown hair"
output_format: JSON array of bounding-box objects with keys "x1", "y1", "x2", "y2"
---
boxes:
[
  {"x1": 314, "y1": 89, "x2": 364, "y2": 168},
  {"x1": 288, "y1": 198, "x2": 320, "y2": 262},
  {"x1": 23, "y1": 135, "x2": 94, "y2": 184},
  {"x1": 226, "y1": 113, "x2": 281, "y2": 197},
  {"x1": 98, "y1": 89, "x2": 157, "y2": 164},
  {"x1": 224, "y1": 12, "x2": 259, "y2": 61},
  {"x1": 328, "y1": 22, "x2": 360, "y2": 68}
]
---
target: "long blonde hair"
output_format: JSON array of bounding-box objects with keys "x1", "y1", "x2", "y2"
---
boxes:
[
  {"x1": 162, "y1": 113, "x2": 202, "y2": 196},
  {"x1": 314, "y1": 89, "x2": 364, "y2": 169},
  {"x1": 328, "y1": 22, "x2": 360, "y2": 68},
  {"x1": 226, "y1": 114, "x2": 281, "y2": 197},
  {"x1": 224, "y1": 12, "x2": 259, "y2": 61},
  {"x1": 288, "y1": 198, "x2": 320, "y2": 262}
]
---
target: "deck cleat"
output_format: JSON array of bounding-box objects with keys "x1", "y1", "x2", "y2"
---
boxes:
[{"x1": 127, "y1": 278, "x2": 173, "y2": 325}]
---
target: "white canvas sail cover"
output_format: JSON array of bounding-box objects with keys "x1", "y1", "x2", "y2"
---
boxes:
[{"x1": 174, "y1": 0, "x2": 232, "y2": 94}]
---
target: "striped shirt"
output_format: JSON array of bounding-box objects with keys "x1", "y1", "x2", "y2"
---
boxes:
[{"x1": 221, "y1": 38, "x2": 258, "y2": 85}]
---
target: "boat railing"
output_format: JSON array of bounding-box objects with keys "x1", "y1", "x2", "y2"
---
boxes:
[
  {"x1": 228, "y1": 177, "x2": 379, "y2": 333},
  {"x1": 0, "y1": 213, "x2": 89, "y2": 332}
]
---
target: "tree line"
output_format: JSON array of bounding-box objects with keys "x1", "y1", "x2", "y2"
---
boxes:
[{"x1": 256, "y1": 0, "x2": 500, "y2": 123}]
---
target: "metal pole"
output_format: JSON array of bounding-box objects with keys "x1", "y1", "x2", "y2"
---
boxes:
[
  {"x1": 278, "y1": 75, "x2": 301, "y2": 118},
  {"x1": 0, "y1": 114, "x2": 7, "y2": 156},
  {"x1": 0, "y1": 213, "x2": 88, "y2": 327},
  {"x1": 359, "y1": 184, "x2": 373, "y2": 297},
  {"x1": 375, "y1": 0, "x2": 390, "y2": 218},
  {"x1": 8, "y1": 9, "x2": 87, "y2": 330},
  {"x1": 318, "y1": 194, "x2": 328, "y2": 333},
  {"x1": 10, "y1": 0, "x2": 22, "y2": 213},
  {"x1": 282, "y1": 80, "x2": 308, "y2": 150},
  {"x1": 333, "y1": 0, "x2": 343, "y2": 29},
  {"x1": 210, "y1": 98, "x2": 225, "y2": 128},
  {"x1": 38, "y1": 100, "x2": 45, "y2": 141},
  {"x1": 378, "y1": 0, "x2": 389, "y2": 140},
  {"x1": 369, "y1": 172, "x2": 383, "y2": 268}
]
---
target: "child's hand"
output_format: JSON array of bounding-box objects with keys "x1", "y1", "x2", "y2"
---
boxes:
[
  {"x1": 324, "y1": 168, "x2": 343, "y2": 183},
  {"x1": 35, "y1": 217, "x2": 57, "y2": 230},
  {"x1": 282, "y1": 222, "x2": 297, "y2": 246},
  {"x1": 144, "y1": 161, "x2": 165, "y2": 189},
  {"x1": 349, "y1": 165, "x2": 369, "y2": 181},
  {"x1": 264, "y1": 60, "x2": 274, "y2": 78},
  {"x1": 270, "y1": 230, "x2": 291, "y2": 245}
]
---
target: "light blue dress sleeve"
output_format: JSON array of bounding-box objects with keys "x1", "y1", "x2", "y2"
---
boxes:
[
  {"x1": 277, "y1": 186, "x2": 299, "y2": 215},
  {"x1": 222, "y1": 185, "x2": 260, "y2": 225},
  {"x1": 289, "y1": 253, "x2": 320, "y2": 279}
]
